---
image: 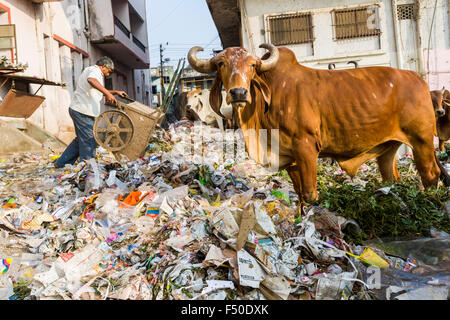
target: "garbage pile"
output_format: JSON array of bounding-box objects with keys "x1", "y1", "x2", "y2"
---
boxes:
[{"x1": 0, "y1": 121, "x2": 449, "y2": 300}]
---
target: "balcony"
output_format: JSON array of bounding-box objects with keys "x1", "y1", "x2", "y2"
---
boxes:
[
  {"x1": 114, "y1": 15, "x2": 130, "y2": 38},
  {"x1": 132, "y1": 35, "x2": 146, "y2": 52},
  {"x1": 88, "y1": 1, "x2": 149, "y2": 69}
]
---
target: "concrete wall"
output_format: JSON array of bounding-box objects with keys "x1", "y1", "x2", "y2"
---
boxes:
[
  {"x1": 240, "y1": 0, "x2": 449, "y2": 82},
  {"x1": 111, "y1": 0, "x2": 130, "y2": 30},
  {"x1": 241, "y1": 0, "x2": 397, "y2": 69},
  {"x1": 239, "y1": 0, "x2": 449, "y2": 155},
  {"x1": 87, "y1": 0, "x2": 114, "y2": 40},
  {"x1": 0, "y1": 0, "x2": 151, "y2": 145},
  {"x1": 129, "y1": 0, "x2": 145, "y2": 20},
  {"x1": 0, "y1": 0, "x2": 77, "y2": 144},
  {"x1": 129, "y1": 0, "x2": 148, "y2": 45},
  {"x1": 418, "y1": 0, "x2": 450, "y2": 90},
  {"x1": 134, "y1": 69, "x2": 151, "y2": 106}
]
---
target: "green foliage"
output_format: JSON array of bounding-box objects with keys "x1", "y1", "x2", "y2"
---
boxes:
[
  {"x1": 12, "y1": 280, "x2": 32, "y2": 300},
  {"x1": 313, "y1": 162, "x2": 450, "y2": 244}
]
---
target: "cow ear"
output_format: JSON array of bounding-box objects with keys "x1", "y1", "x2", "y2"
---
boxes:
[
  {"x1": 443, "y1": 99, "x2": 450, "y2": 108},
  {"x1": 252, "y1": 73, "x2": 271, "y2": 106},
  {"x1": 209, "y1": 74, "x2": 225, "y2": 117}
]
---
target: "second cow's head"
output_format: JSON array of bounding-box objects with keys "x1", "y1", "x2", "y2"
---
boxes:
[
  {"x1": 188, "y1": 44, "x2": 279, "y2": 117},
  {"x1": 431, "y1": 87, "x2": 450, "y2": 118}
]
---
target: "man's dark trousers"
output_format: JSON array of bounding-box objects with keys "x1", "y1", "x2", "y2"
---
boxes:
[{"x1": 55, "y1": 108, "x2": 97, "y2": 167}]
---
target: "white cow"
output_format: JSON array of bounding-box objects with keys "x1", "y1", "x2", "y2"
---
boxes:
[{"x1": 185, "y1": 89, "x2": 233, "y2": 131}]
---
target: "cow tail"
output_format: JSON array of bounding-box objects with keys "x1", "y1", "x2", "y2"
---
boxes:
[{"x1": 435, "y1": 153, "x2": 450, "y2": 187}]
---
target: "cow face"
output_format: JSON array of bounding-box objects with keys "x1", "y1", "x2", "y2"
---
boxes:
[
  {"x1": 185, "y1": 89, "x2": 216, "y2": 124},
  {"x1": 431, "y1": 89, "x2": 449, "y2": 118},
  {"x1": 186, "y1": 89, "x2": 202, "y2": 114},
  {"x1": 188, "y1": 44, "x2": 279, "y2": 116},
  {"x1": 213, "y1": 48, "x2": 258, "y2": 107}
]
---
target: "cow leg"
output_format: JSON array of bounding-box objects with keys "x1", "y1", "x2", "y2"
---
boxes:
[
  {"x1": 286, "y1": 165, "x2": 302, "y2": 195},
  {"x1": 376, "y1": 141, "x2": 402, "y2": 182},
  {"x1": 291, "y1": 138, "x2": 319, "y2": 203},
  {"x1": 410, "y1": 138, "x2": 440, "y2": 188},
  {"x1": 215, "y1": 115, "x2": 224, "y2": 131},
  {"x1": 439, "y1": 139, "x2": 446, "y2": 153},
  {"x1": 286, "y1": 164, "x2": 304, "y2": 218}
]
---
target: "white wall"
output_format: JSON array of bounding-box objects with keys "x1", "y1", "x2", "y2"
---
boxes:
[
  {"x1": 239, "y1": 0, "x2": 449, "y2": 156},
  {"x1": 129, "y1": 0, "x2": 146, "y2": 19},
  {"x1": 241, "y1": 0, "x2": 396, "y2": 69},
  {"x1": 241, "y1": 0, "x2": 449, "y2": 80},
  {"x1": 0, "y1": 0, "x2": 150, "y2": 144}
]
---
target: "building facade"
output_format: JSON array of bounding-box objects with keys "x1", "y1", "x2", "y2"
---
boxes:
[
  {"x1": 207, "y1": 0, "x2": 450, "y2": 155},
  {"x1": 0, "y1": 0, "x2": 151, "y2": 144},
  {"x1": 150, "y1": 65, "x2": 174, "y2": 107},
  {"x1": 179, "y1": 66, "x2": 215, "y2": 92}
]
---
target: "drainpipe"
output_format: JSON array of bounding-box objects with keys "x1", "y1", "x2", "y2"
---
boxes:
[
  {"x1": 33, "y1": 3, "x2": 46, "y2": 131},
  {"x1": 391, "y1": 0, "x2": 403, "y2": 69},
  {"x1": 239, "y1": 0, "x2": 256, "y2": 54},
  {"x1": 414, "y1": 0, "x2": 425, "y2": 78},
  {"x1": 83, "y1": 0, "x2": 91, "y2": 63},
  {"x1": 448, "y1": 0, "x2": 450, "y2": 34}
]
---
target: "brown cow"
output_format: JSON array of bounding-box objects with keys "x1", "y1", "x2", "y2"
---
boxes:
[
  {"x1": 188, "y1": 44, "x2": 449, "y2": 204},
  {"x1": 431, "y1": 88, "x2": 450, "y2": 152},
  {"x1": 430, "y1": 88, "x2": 447, "y2": 118}
]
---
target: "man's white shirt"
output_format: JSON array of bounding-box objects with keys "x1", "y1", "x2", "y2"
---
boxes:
[{"x1": 70, "y1": 65, "x2": 104, "y2": 117}]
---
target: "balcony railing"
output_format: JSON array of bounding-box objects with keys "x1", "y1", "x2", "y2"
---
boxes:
[
  {"x1": 132, "y1": 35, "x2": 146, "y2": 52},
  {"x1": 114, "y1": 15, "x2": 130, "y2": 38}
]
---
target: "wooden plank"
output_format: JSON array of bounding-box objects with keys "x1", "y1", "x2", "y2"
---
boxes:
[{"x1": 0, "y1": 89, "x2": 45, "y2": 118}]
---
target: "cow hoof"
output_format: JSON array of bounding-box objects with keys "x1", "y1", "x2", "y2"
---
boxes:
[{"x1": 302, "y1": 191, "x2": 318, "y2": 204}]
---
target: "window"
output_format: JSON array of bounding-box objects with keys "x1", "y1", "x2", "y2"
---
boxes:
[
  {"x1": 397, "y1": 4, "x2": 416, "y2": 20},
  {"x1": 332, "y1": 6, "x2": 380, "y2": 40},
  {"x1": 0, "y1": 24, "x2": 17, "y2": 63},
  {"x1": 267, "y1": 12, "x2": 313, "y2": 45}
]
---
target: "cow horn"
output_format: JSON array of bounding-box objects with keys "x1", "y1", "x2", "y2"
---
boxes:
[
  {"x1": 442, "y1": 86, "x2": 446, "y2": 94},
  {"x1": 188, "y1": 46, "x2": 216, "y2": 74},
  {"x1": 258, "y1": 43, "x2": 279, "y2": 72}
]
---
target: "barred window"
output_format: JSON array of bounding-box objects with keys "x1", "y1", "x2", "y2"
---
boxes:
[
  {"x1": 268, "y1": 13, "x2": 314, "y2": 46},
  {"x1": 332, "y1": 6, "x2": 380, "y2": 40},
  {"x1": 397, "y1": 4, "x2": 416, "y2": 20}
]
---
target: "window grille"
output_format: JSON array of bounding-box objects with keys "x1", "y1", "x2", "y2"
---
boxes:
[
  {"x1": 332, "y1": 6, "x2": 380, "y2": 40},
  {"x1": 267, "y1": 12, "x2": 314, "y2": 45},
  {"x1": 0, "y1": 24, "x2": 17, "y2": 63},
  {"x1": 397, "y1": 4, "x2": 416, "y2": 20}
]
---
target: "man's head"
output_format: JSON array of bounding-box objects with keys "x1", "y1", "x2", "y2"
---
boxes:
[{"x1": 96, "y1": 56, "x2": 115, "y2": 76}]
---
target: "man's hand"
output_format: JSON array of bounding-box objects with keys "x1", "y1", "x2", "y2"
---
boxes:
[
  {"x1": 105, "y1": 92, "x2": 118, "y2": 106},
  {"x1": 114, "y1": 91, "x2": 128, "y2": 98}
]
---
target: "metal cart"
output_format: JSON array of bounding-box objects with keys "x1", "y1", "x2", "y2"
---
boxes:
[{"x1": 93, "y1": 95, "x2": 165, "y2": 161}]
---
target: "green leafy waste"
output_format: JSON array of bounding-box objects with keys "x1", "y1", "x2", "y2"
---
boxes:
[
  {"x1": 12, "y1": 280, "x2": 32, "y2": 300},
  {"x1": 313, "y1": 163, "x2": 450, "y2": 244}
]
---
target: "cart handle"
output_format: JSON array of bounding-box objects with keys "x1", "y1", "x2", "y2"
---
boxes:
[{"x1": 113, "y1": 92, "x2": 135, "y2": 103}]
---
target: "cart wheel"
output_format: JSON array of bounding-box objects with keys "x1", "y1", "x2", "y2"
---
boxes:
[{"x1": 94, "y1": 110, "x2": 134, "y2": 152}]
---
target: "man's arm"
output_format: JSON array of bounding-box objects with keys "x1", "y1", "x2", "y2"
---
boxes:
[
  {"x1": 110, "y1": 90, "x2": 128, "y2": 98},
  {"x1": 87, "y1": 78, "x2": 118, "y2": 105}
]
